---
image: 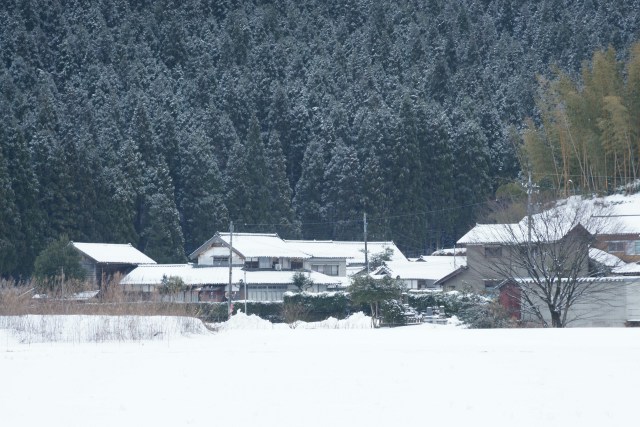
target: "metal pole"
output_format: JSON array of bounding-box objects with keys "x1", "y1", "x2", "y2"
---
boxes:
[
  {"x1": 228, "y1": 221, "x2": 233, "y2": 319},
  {"x1": 527, "y1": 172, "x2": 533, "y2": 245},
  {"x1": 364, "y1": 213, "x2": 369, "y2": 273}
]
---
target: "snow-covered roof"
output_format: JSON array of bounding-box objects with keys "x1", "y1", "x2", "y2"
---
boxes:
[
  {"x1": 429, "y1": 248, "x2": 466, "y2": 256},
  {"x1": 457, "y1": 223, "x2": 527, "y2": 245},
  {"x1": 120, "y1": 264, "x2": 342, "y2": 286},
  {"x1": 589, "y1": 193, "x2": 640, "y2": 234},
  {"x1": 589, "y1": 248, "x2": 625, "y2": 268},
  {"x1": 190, "y1": 233, "x2": 311, "y2": 260},
  {"x1": 612, "y1": 263, "x2": 640, "y2": 275},
  {"x1": 244, "y1": 270, "x2": 342, "y2": 286},
  {"x1": 189, "y1": 232, "x2": 408, "y2": 264},
  {"x1": 284, "y1": 240, "x2": 407, "y2": 264},
  {"x1": 456, "y1": 194, "x2": 640, "y2": 246},
  {"x1": 71, "y1": 242, "x2": 156, "y2": 265},
  {"x1": 374, "y1": 258, "x2": 466, "y2": 282},
  {"x1": 457, "y1": 208, "x2": 590, "y2": 246}
]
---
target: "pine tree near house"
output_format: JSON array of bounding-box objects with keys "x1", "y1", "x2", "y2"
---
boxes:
[
  {"x1": 128, "y1": 99, "x2": 185, "y2": 263},
  {"x1": 265, "y1": 131, "x2": 299, "y2": 238},
  {"x1": 176, "y1": 127, "x2": 228, "y2": 254},
  {"x1": 294, "y1": 138, "x2": 327, "y2": 240},
  {"x1": 323, "y1": 139, "x2": 362, "y2": 240},
  {"x1": 224, "y1": 114, "x2": 271, "y2": 230},
  {"x1": 0, "y1": 147, "x2": 18, "y2": 275}
]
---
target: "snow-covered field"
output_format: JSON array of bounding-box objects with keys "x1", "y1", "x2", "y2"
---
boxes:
[{"x1": 1, "y1": 313, "x2": 639, "y2": 427}]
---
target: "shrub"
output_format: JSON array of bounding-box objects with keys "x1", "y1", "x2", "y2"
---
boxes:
[
  {"x1": 457, "y1": 299, "x2": 516, "y2": 329},
  {"x1": 380, "y1": 299, "x2": 407, "y2": 326},
  {"x1": 33, "y1": 235, "x2": 85, "y2": 293},
  {"x1": 232, "y1": 301, "x2": 284, "y2": 323},
  {"x1": 408, "y1": 291, "x2": 466, "y2": 316},
  {"x1": 282, "y1": 291, "x2": 351, "y2": 322}
]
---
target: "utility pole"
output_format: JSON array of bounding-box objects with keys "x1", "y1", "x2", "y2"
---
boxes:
[
  {"x1": 527, "y1": 171, "x2": 533, "y2": 245},
  {"x1": 228, "y1": 221, "x2": 234, "y2": 319},
  {"x1": 364, "y1": 213, "x2": 369, "y2": 273}
]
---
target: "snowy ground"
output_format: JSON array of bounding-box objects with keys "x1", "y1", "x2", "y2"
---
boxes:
[{"x1": 1, "y1": 313, "x2": 639, "y2": 427}]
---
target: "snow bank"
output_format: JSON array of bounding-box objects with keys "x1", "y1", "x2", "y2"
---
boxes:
[
  {"x1": 215, "y1": 312, "x2": 467, "y2": 331},
  {"x1": 216, "y1": 311, "x2": 289, "y2": 331},
  {"x1": 215, "y1": 311, "x2": 373, "y2": 330},
  {"x1": 0, "y1": 315, "x2": 208, "y2": 343},
  {"x1": 291, "y1": 312, "x2": 373, "y2": 329}
]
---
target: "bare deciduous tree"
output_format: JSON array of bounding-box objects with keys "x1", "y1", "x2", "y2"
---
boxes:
[{"x1": 472, "y1": 199, "x2": 618, "y2": 327}]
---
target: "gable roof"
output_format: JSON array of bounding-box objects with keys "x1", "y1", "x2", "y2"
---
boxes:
[
  {"x1": 189, "y1": 232, "x2": 407, "y2": 265},
  {"x1": 374, "y1": 257, "x2": 466, "y2": 282},
  {"x1": 71, "y1": 242, "x2": 156, "y2": 265},
  {"x1": 189, "y1": 233, "x2": 311, "y2": 260},
  {"x1": 457, "y1": 221, "x2": 590, "y2": 246}
]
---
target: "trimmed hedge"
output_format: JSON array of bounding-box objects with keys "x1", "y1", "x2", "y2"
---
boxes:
[
  {"x1": 282, "y1": 291, "x2": 351, "y2": 322},
  {"x1": 189, "y1": 301, "x2": 285, "y2": 323},
  {"x1": 233, "y1": 301, "x2": 284, "y2": 323}
]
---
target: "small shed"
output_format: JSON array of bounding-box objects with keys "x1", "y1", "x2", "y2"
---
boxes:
[{"x1": 70, "y1": 242, "x2": 156, "y2": 287}]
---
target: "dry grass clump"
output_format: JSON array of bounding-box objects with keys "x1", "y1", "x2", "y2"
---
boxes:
[
  {"x1": 0, "y1": 277, "x2": 208, "y2": 343},
  {"x1": 0, "y1": 276, "x2": 199, "y2": 318}
]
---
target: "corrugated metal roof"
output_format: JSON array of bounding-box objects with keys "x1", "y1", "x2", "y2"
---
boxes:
[{"x1": 71, "y1": 242, "x2": 156, "y2": 265}]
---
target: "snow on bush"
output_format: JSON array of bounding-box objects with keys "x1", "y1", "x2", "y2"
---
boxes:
[{"x1": 0, "y1": 315, "x2": 208, "y2": 343}]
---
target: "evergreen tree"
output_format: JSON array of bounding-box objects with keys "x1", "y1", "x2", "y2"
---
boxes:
[
  {"x1": 323, "y1": 139, "x2": 362, "y2": 240},
  {"x1": 265, "y1": 131, "x2": 299, "y2": 238},
  {"x1": 33, "y1": 235, "x2": 85, "y2": 291},
  {"x1": 0, "y1": 147, "x2": 18, "y2": 275},
  {"x1": 294, "y1": 138, "x2": 328, "y2": 239},
  {"x1": 177, "y1": 127, "x2": 228, "y2": 254}
]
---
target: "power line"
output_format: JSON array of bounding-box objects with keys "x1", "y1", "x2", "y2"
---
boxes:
[{"x1": 240, "y1": 200, "x2": 490, "y2": 228}]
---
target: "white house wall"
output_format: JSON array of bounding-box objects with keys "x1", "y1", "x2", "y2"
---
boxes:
[
  {"x1": 626, "y1": 281, "x2": 640, "y2": 321},
  {"x1": 521, "y1": 279, "x2": 639, "y2": 327},
  {"x1": 198, "y1": 246, "x2": 244, "y2": 265},
  {"x1": 304, "y1": 258, "x2": 347, "y2": 276}
]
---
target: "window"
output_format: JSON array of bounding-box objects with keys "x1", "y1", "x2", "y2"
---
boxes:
[
  {"x1": 211, "y1": 256, "x2": 229, "y2": 266},
  {"x1": 311, "y1": 264, "x2": 339, "y2": 276},
  {"x1": 484, "y1": 246, "x2": 502, "y2": 257},
  {"x1": 291, "y1": 259, "x2": 303, "y2": 270},
  {"x1": 608, "y1": 241, "x2": 626, "y2": 253},
  {"x1": 483, "y1": 279, "x2": 502, "y2": 290},
  {"x1": 634, "y1": 241, "x2": 640, "y2": 255},
  {"x1": 244, "y1": 258, "x2": 259, "y2": 269}
]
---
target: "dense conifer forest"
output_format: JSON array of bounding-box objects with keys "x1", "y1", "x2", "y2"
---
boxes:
[{"x1": 1, "y1": 0, "x2": 639, "y2": 276}]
